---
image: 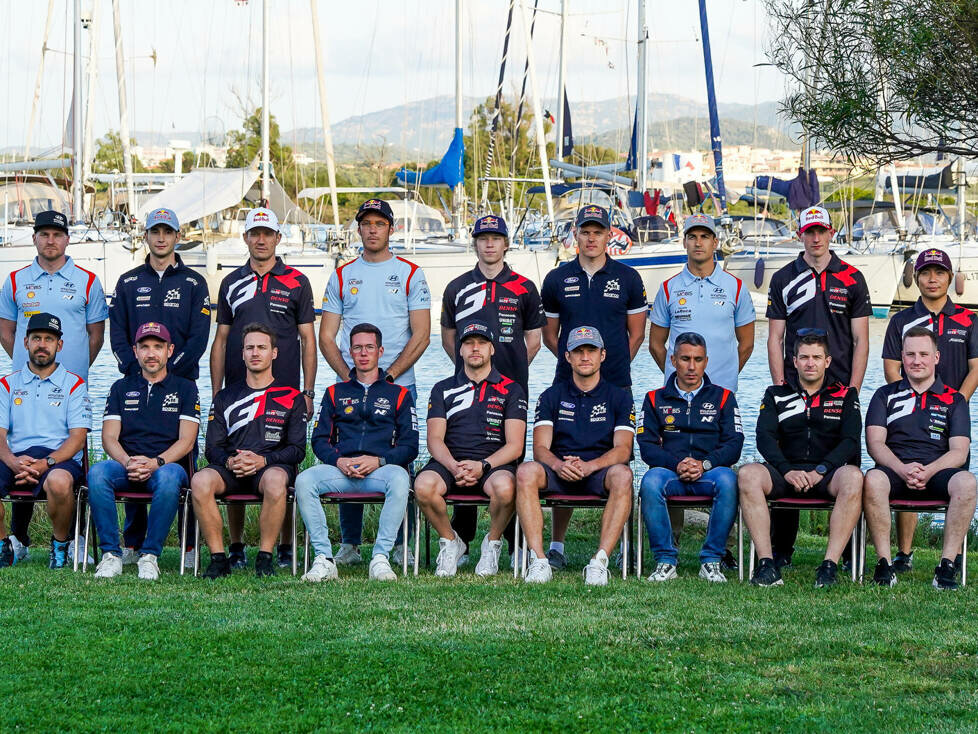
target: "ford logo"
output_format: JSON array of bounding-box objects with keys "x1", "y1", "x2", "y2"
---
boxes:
[{"x1": 137, "y1": 287, "x2": 151, "y2": 294}]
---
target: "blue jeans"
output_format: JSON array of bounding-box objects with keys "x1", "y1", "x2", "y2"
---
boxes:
[
  {"x1": 87, "y1": 460, "x2": 187, "y2": 557},
  {"x1": 296, "y1": 463, "x2": 410, "y2": 558},
  {"x1": 639, "y1": 466, "x2": 738, "y2": 565},
  {"x1": 338, "y1": 384, "x2": 416, "y2": 546}
]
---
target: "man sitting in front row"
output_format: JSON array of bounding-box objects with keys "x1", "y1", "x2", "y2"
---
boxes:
[
  {"x1": 296, "y1": 323, "x2": 418, "y2": 583},
  {"x1": 414, "y1": 321, "x2": 527, "y2": 578},
  {"x1": 515, "y1": 326, "x2": 635, "y2": 586},
  {"x1": 638, "y1": 332, "x2": 744, "y2": 583},
  {"x1": 864, "y1": 326, "x2": 977, "y2": 590},
  {"x1": 192, "y1": 323, "x2": 308, "y2": 579},
  {"x1": 738, "y1": 331, "x2": 864, "y2": 588}
]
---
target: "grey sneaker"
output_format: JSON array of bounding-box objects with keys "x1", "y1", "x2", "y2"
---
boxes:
[
  {"x1": 68, "y1": 535, "x2": 94, "y2": 565},
  {"x1": 699, "y1": 561, "x2": 727, "y2": 583},
  {"x1": 546, "y1": 548, "x2": 567, "y2": 571},
  {"x1": 474, "y1": 534, "x2": 502, "y2": 577},
  {"x1": 369, "y1": 554, "x2": 397, "y2": 581},
  {"x1": 94, "y1": 552, "x2": 123, "y2": 579},
  {"x1": 121, "y1": 547, "x2": 140, "y2": 565},
  {"x1": 391, "y1": 543, "x2": 415, "y2": 568},
  {"x1": 137, "y1": 554, "x2": 160, "y2": 580},
  {"x1": 334, "y1": 543, "x2": 361, "y2": 566},
  {"x1": 302, "y1": 554, "x2": 338, "y2": 582},
  {"x1": 9, "y1": 535, "x2": 29, "y2": 563},
  {"x1": 647, "y1": 562, "x2": 678, "y2": 582}
]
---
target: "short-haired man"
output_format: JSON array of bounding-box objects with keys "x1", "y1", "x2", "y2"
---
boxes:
[
  {"x1": 296, "y1": 323, "x2": 418, "y2": 582},
  {"x1": 0, "y1": 210, "x2": 107, "y2": 561},
  {"x1": 0, "y1": 313, "x2": 91, "y2": 569},
  {"x1": 109, "y1": 207, "x2": 210, "y2": 565},
  {"x1": 320, "y1": 198, "x2": 430, "y2": 566},
  {"x1": 87, "y1": 322, "x2": 200, "y2": 580},
  {"x1": 540, "y1": 204, "x2": 647, "y2": 567},
  {"x1": 738, "y1": 332, "x2": 864, "y2": 588},
  {"x1": 515, "y1": 326, "x2": 635, "y2": 586},
  {"x1": 414, "y1": 321, "x2": 527, "y2": 577},
  {"x1": 864, "y1": 326, "x2": 976, "y2": 590},
  {"x1": 210, "y1": 207, "x2": 317, "y2": 569},
  {"x1": 882, "y1": 247, "x2": 978, "y2": 574},
  {"x1": 766, "y1": 205, "x2": 872, "y2": 568},
  {"x1": 441, "y1": 214, "x2": 546, "y2": 564},
  {"x1": 193, "y1": 323, "x2": 308, "y2": 579},
  {"x1": 638, "y1": 332, "x2": 744, "y2": 583}
]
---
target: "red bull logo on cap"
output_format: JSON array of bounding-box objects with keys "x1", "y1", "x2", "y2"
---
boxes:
[
  {"x1": 154, "y1": 209, "x2": 169, "y2": 217},
  {"x1": 364, "y1": 199, "x2": 382, "y2": 209},
  {"x1": 143, "y1": 322, "x2": 162, "y2": 333},
  {"x1": 584, "y1": 206, "x2": 602, "y2": 216},
  {"x1": 483, "y1": 216, "x2": 499, "y2": 228},
  {"x1": 577, "y1": 327, "x2": 594, "y2": 338},
  {"x1": 253, "y1": 211, "x2": 270, "y2": 222}
]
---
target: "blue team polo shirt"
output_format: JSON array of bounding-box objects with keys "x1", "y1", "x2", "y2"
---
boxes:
[
  {"x1": 651, "y1": 264, "x2": 755, "y2": 391},
  {"x1": 533, "y1": 377, "x2": 635, "y2": 461},
  {"x1": 103, "y1": 372, "x2": 201, "y2": 458},
  {"x1": 0, "y1": 363, "x2": 92, "y2": 461},
  {"x1": 0, "y1": 257, "x2": 109, "y2": 381}
]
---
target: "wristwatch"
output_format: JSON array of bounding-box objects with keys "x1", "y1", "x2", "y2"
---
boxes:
[
  {"x1": 385, "y1": 374, "x2": 395, "y2": 384},
  {"x1": 378, "y1": 457, "x2": 387, "y2": 467},
  {"x1": 481, "y1": 459, "x2": 492, "y2": 476},
  {"x1": 302, "y1": 389, "x2": 315, "y2": 400},
  {"x1": 45, "y1": 456, "x2": 56, "y2": 468},
  {"x1": 701, "y1": 459, "x2": 713, "y2": 472},
  {"x1": 815, "y1": 464, "x2": 828, "y2": 476},
  {"x1": 156, "y1": 456, "x2": 165, "y2": 467}
]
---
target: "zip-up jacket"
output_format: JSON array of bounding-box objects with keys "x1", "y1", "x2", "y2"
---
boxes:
[
  {"x1": 310, "y1": 371, "x2": 419, "y2": 468},
  {"x1": 756, "y1": 381, "x2": 861, "y2": 475},
  {"x1": 110, "y1": 255, "x2": 211, "y2": 379},
  {"x1": 638, "y1": 374, "x2": 744, "y2": 471}
]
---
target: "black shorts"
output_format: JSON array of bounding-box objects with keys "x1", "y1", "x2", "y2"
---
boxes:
[
  {"x1": 0, "y1": 445, "x2": 83, "y2": 499},
  {"x1": 763, "y1": 463, "x2": 840, "y2": 501},
  {"x1": 541, "y1": 465, "x2": 611, "y2": 498},
  {"x1": 418, "y1": 459, "x2": 516, "y2": 496},
  {"x1": 871, "y1": 465, "x2": 965, "y2": 502},
  {"x1": 203, "y1": 463, "x2": 297, "y2": 496}
]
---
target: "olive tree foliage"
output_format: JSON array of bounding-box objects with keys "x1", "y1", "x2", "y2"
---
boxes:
[{"x1": 764, "y1": 0, "x2": 978, "y2": 165}]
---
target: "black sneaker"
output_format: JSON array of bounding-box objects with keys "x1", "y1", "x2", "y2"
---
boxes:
[
  {"x1": 954, "y1": 553, "x2": 963, "y2": 580},
  {"x1": 839, "y1": 556, "x2": 852, "y2": 574},
  {"x1": 255, "y1": 550, "x2": 276, "y2": 577},
  {"x1": 720, "y1": 549, "x2": 738, "y2": 572},
  {"x1": 546, "y1": 548, "x2": 567, "y2": 571},
  {"x1": 892, "y1": 551, "x2": 914, "y2": 574},
  {"x1": 276, "y1": 544, "x2": 293, "y2": 569},
  {"x1": 0, "y1": 538, "x2": 13, "y2": 568},
  {"x1": 773, "y1": 551, "x2": 793, "y2": 570},
  {"x1": 873, "y1": 558, "x2": 897, "y2": 587},
  {"x1": 750, "y1": 557, "x2": 783, "y2": 586},
  {"x1": 228, "y1": 542, "x2": 247, "y2": 569},
  {"x1": 814, "y1": 559, "x2": 838, "y2": 588},
  {"x1": 933, "y1": 558, "x2": 959, "y2": 591},
  {"x1": 203, "y1": 553, "x2": 231, "y2": 579}
]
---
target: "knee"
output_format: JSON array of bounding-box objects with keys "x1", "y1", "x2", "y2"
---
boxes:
[
  {"x1": 607, "y1": 463, "x2": 633, "y2": 489},
  {"x1": 413, "y1": 475, "x2": 439, "y2": 503},
  {"x1": 191, "y1": 473, "x2": 217, "y2": 500},
  {"x1": 86, "y1": 460, "x2": 113, "y2": 488},
  {"x1": 713, "y1": 470, "x2": 738, "y2": 497},
  {"x1": 950, "y1": 472, "x2": 977, "y2": 501},
  {"x1": 835, "y1": 467, "x2": 864, "y2": 498},
  {"x1": 516, "y1": 462, "x2": 544, "y2": 490},
  {"x1": 294, "y1": 469, "x2": 318, "y2": 497},
  {"x1": 260, "y1": 470, "x2": 288, "y2": 502},
  {"x1": 639, "y1": 469, "x2": 669, "y2": 499},
  {"x1": 863, "y1": 470, "x2": 889, "y2": 500},
  {"x1": 386, "y1": 468, "x2": 411, "y2": 500},
  {"x1": 487, "y1": 475, "x2": 516, "y2": 503},
  {"x1": 736, "y1": 463, "x2": 764, "y2": 495}
]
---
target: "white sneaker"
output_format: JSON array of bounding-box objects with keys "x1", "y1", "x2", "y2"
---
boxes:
[
  {"x1": 647, "y1": 562, "x2": 678, "y2": 582},
  {"x1": 699, "y1": 561, "x2": 727, "y2": 583},
  {"x1": 391, "y1": 543, "x2": 415, "y2": 568},
  {"x1": 369, "y1": 554, "x2": 397, "y2": 581},
  {"x1": 183, "y1": 548, "x2": 196, "y2": 570},
  {"x1": 525, "y1": 555, "x2": 553, "y2": 583},
  {"x1": 334, "y1": 544, "x2": 361, "y2": 566},
  {"x1": 9, "y1": 535, "x2": 28, "y2": 562},
  {"x1": 137, "y1": 554, "x2": 160, "y2": 580},
  {"x1": 474, "y1": 534, "x2": 502, "y2": 577},
  {"x1": 120, "y1": 547, "x2": 139, "y2": 565},
  {"x1": 68, "y1": 535, "x2": 95, "y2": 564},
  {"x1": 94, "y1": 553, "x2": 123, "y2": 579},
  {"x1": 456, "y1": 553, "x2": 469, "y2": 568},
  {"x1": 302, "y1": 554, "x2": 338, "y2": 582},
  {"x1": 434, "y1": 535, "x2": 466, "y2": 577},
  {"x1": 583, "y1": 555, "x2": 610, "y2": 586}
]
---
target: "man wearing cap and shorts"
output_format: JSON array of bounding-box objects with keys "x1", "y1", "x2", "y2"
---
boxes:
[
  {"x1": 194, "y1": 323, "x2": 308, "y2": 579},
  {"x1": 0, "y1": 313, "x2": 91, "y2": 569},
  {"x1": 109, "y1": 207, "x2": 210, "y2": 566},
  {"x1": 881, "y1": 247, "x2": 978, "y2": 574},
  {"x1": 414, "y1": 320, "x2": 527, "y2": 578},
  {"x1": 320, "y1": 198, "x2": 431, "y2": 567},
  {"x1": 0, "y1": 210, "x2": 107, "y2": 562},
  {"x1": 210, "y1": 207, "x2": 317, "y2": 569},
  {"x1": 766, "y1": 205, "x2": 872, "y2": 568},
  {"x1": 515, "y1": 326, "x2": 635, "y2": 586},
  {"x1": 540, "y1": 204, "x2": 646, "y2": 568},
  {"x1": 88, "y1": 322, "x2": 199, "y2": 580},
  {"x1": 441, "y1": 214, "x2": 546, "y2": 564},
  {"x1": 864, "y1": 326, "x2": 976, "y2": 590}
]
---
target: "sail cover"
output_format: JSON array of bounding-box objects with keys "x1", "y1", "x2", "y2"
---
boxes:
[
  {"x1": 396, "y1": 128, "x2": 465, "y2": 188},
  {"x1": 136, "y1": 167, "x2": 260, "y2": 225}
]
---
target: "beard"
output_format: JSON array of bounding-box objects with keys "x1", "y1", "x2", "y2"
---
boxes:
[{"x1": 29, "y1": 350, "x2": 55, "y2": 368}]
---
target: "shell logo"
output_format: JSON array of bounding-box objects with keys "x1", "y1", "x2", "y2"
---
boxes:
[
  {"x1": 26, "y1": 291, "x2": 35, "y2": 299},
  {"x1": 350, "y1": 287, "x2": 359, "y2": 295},
  {"x1": 13, "y1": 398, "x2": 22, "y2": 405},
  {"x1": 678, "y1": 298, "x2": 687, "y2": 305}
]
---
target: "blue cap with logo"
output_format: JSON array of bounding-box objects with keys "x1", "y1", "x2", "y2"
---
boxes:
[
  {"x1": 26, "y1": 312, "x2": 63, "y2": 337},
  {"x1": 33, "y1": 210, "x2": 69, "y2": 234},
  {"x1": 575, "y1": 204, "x2": 611, "y2": 229},
  {"x1": 566, "y1": 325, "x2": 604, "y2": 350},
  {"x1": 459, "y1": 319, "x2": 494, "y2": 343},
  {"x1": 145, "y1": 207, "x2": 180, "y2": 231},
  {"x1": 683, "y1": 213, "x2": 717, "y2": 236},
  {"x1": 356, "y1": 198, "x2": 395, "y2": 224},
  {"x1": 472, "y1": 214, "x2": 508, "y2": 238}
]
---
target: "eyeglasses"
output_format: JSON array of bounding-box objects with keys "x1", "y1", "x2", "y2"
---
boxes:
[{"x1": 797, "y1": 328, "x2": 827, "y2": 337}]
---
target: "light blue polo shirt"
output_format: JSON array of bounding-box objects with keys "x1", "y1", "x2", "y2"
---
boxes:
[
  {"x1": 651, "y1": 263, "x2": 755, "y2": 392},
  {"x1": 0, "y1": 363, "x2": 92, "y2": 461},
  {"x1": 0, "y1": 257, "x2": 109, "y2": 381}
]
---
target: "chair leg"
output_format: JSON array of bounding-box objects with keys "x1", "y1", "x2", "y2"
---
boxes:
[
  {"x1": 513, "y1": 513, "x2": 520, "y2": 579},
  {"x1": 636, "y1": 496, "x2": 643, "y2": 578},
  {"x1": 401, "y1": 507, "x2": 409, "y2": 577},
  {"x1": 194, "y1": 509, "x2": 201, "y2": 578},
  {"x1": 413, "y1": 500, "x2": 420, "y2": 577},
  {"x1": 73, "y1": 492, "x2": 82, "y2": 572},
  {"x1": 737, "y1": 506, "x2": 744, "y2": 583},
  {"x1": 82, "y1": 501, "x2": 92, "y2": 573},
  {"x1": 962, "y1": 533, "x2": 968, "y2": 587},
  {"x1": 850, "y1": 519, "x2": 858, "y2": 583},
  {"x1": 291, "y1": 496, "x2": 298, "y2": 577},
  {"x1": 859, "y1": 514, "x2": 867, "y2": 583},
  {"x1": 303, "y1": 516, "x2": 310, "y2": 575},
  {"x1": 748, "y1": 538, "x2": 755, "y2": 580},
  {"x1": 621, "y1": 509, "x2": 629, "y2": 581},
  {"x1": 424, "y1": 516, "x2": 430, "y2": 569},
  {"x1": 179, "y1": 493, "x2": 188, "y2": 577}
]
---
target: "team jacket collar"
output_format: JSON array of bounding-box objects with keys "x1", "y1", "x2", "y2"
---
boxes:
[
  {"x1": 570, "y1": 255, "x2": 611, "y2": 276},
  {"x1": 345, "y1": 367, "x2": 391, "y2": 384},
  {"x1": 453, "y1": 366, "x2": 504, "y2": 387},
  {"x1": 791, "y1": 250, "x2": 844, "y2": 274},
  {"x1": 897, "y1": 376, "x2": 949, "y2": 396},
  {"x1": 677, "y1": 262, "x2": 722, "y2": 286},
  {"x1": 131, "y1": 370, "x2": 175, "y2": 391},
  {"x1": 29, "y1": 256, "x2": 75, "y2": 279},
  {"x1": 567, "y1": 376, "x2": 608, "y2": 398},
  {"x1": 470, "y1": 262, "x2": 513, "y2": 283},
  {"x1": 912, "y1": 296, "x2": 958, "y2": 317},
  {"x1": 242, "y1": 256, "x2": 287, "y2": 277},
  {"x1": 784, "y1": 377, "x2": 847, "y2": 399},
  {"x1": 663, "y1": 372, "x2": 713, "y2": 400},
  {"x1": 141, "y1": 253, "x2": 189, "y2": 277},
  {"x1": 20, "y1": 363, "x2": 70, "y2": 386}
]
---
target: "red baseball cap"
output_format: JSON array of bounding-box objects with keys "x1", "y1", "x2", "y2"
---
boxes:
[{"x1": 134, "y1": 322, "x2": 172, "y2": 343}]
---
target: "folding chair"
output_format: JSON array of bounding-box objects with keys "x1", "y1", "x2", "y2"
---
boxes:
[
  {"x1": 858, "y1": 499, "x2": 968, "y2": 585},
  {"x1": 513, "y1": 494, "x2": 633, "y2": 580},
  {"x1": 743, "y1": 497, "x2": 861, "y2": 583},
  {"x1": 300, "y1": 491, "x2": 411, "y2": 576},
  {"x1": 418, "y1": 493, "x2": 489, "y2": 577}
]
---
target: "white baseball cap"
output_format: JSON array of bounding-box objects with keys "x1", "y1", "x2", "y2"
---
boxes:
[
  {"x1": 798, "y1": 206, "x2": 832, "y2": 233},
  {"x1": 244, "y1": 207, "x2": 280, "y2": 233}
]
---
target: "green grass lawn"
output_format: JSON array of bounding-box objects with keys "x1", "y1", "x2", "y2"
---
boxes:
[{"x1": 2, "y1": 506, "x2": 977, "y2": 733}]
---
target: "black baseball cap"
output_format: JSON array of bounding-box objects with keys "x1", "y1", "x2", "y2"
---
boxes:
[
  {"x1": 472, "y1": 214, "x2": 508, "y2": 238},
  {"x1": 355, "y1": 198, "x2": 395, "y2": 224},
  {"x1": 459, "y1": 320, "x2": 494, "y2": 343},
  {"x1": 26, "y1": 312, "x2": 63, "y2": 337},
  {"x1": 33, "y1": 210, "x2": 69, "y2": 235},
  {"x1": 575, "y1": 204, "x2": 610, "y2": 228}
]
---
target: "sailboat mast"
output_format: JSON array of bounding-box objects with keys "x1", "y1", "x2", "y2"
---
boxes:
[
  {"x1": 72, "y1": 0, "x2": 84, "y2": 222},
  {"x1": 83, "y1": 1, "x2": 99, "y2": 184},
  {"x1": 518, "y1": 0, "x2": 554, "y2": 227},
  {"x1": 636, "y1": 0, "x2": 649, "y2": 192},
  {"x1": 261, "y1": 0, "x2": 271, "y2": 204},
  {"x1": 310, "y1": 0, "x2": 340, "y2": 227},
  {"x1": 453, "y1": 0, "x2": 465, "y2": 235},
  {"x1": 25, "y1": 0, "x2": 55, "y2": 162},
  {"x1": 697, "y1": 0, "x2": 727, "y2": 215},
  {"x1": 555, "y1": 0, "x2": 567, "y2": 166},
  {"x1": 112, "y1": 0, "x2": 137, "y2": 221}
]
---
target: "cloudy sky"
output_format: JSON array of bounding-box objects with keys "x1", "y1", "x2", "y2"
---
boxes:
[{"x1": 0, "y1": 0, "x2": 788, "y2": 151}]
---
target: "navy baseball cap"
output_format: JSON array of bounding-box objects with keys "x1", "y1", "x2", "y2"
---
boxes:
[
  {"x1": 145, "y1": 207, "x2": 180, "y2": 231},
  {"x1": 356, "y1": 198, "x2": 394, "y2": 224},
  {"x1": 566, "y1": 325, "x2": 604, "y2": 350},
  {"x1": 33, "y1": 210, "x2": 69, "y2": 234},
  {"x1": 26, "y1": 312, "x2": 63, "y2": 337},
  {"x1": 472, "y1": 214, "x2": 508, "y2": 238},
  {"x1": 459, "y1": 320, "x2": 494, "y2": 343},
  {"x1": 575, "y1": 204, "x2": 610, "y2": 228},
  {"x1": 915, "y1": 248, "x2": 953, "y2": 273}
]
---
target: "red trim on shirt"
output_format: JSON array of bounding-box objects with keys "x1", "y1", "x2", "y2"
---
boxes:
[
  {"x1": 719, "y1": 389, "x2": 730, "y2": 409},
  {"x1": 0, "y1": 376, "x2": 9, "y2": 392},
  {"x1": 68, "y1": 373, "x2": 85, "y2": 394},
  {"x1": 396, "y1": 386, "x2": 408, "y2": 410},
  {"x1": 8, "y1": 266, "x2": 30, "y2": 301},
  {"x1": 75, "y1": 266, "x2": 97, "y2": 302},
  {"x1": 396, "y1": 256, "x2": 421, "y2": 296},
  {"x1": 648, "y1": 389, "x2": 657, "y2": 408},
  {"x1": 833, "y1": 263, "x2": 858, "y2": 287}
]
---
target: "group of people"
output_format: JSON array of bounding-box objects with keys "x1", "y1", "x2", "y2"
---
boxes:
[{"x1": 0, "y1": 198, "x2": 973, "y2": 590}]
